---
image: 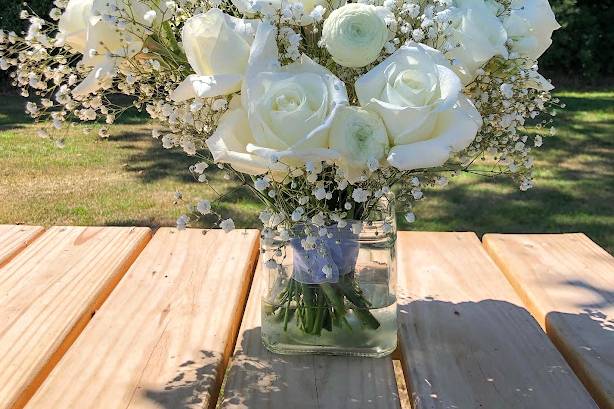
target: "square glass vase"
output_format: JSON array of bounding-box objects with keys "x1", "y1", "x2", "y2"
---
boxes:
[{"x1": 259, "y1": 197, "x2": 397, "y2": 357}]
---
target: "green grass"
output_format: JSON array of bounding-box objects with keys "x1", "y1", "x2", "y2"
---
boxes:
[{"x1": 0, "y1": 90, "x2": 612, "y2": 252}]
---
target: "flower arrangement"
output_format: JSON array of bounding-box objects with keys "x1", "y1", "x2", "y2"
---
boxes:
[{"x1": 0, "y1": 0, "x2": 560, "y2": 347}]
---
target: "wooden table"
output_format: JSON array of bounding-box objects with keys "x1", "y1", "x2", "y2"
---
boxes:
[{"x1": 0, "y1": 225, "x2": 612, "y2": 409}]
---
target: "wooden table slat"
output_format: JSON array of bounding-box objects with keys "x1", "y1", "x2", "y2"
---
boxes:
[
  {"x1": 483, "y1": 233, "x2": 614, "y2": 409},
  {"x1": 0, "y1": 226, "x2": 151, "y2": 409},
  {"x1": 0, "y1": 225, "x2": 44, "y2": 267},
  {"x1": 26, "y1": 228, "x2": 260, "y2": 409},
  {"x1": 397, "y1": 232, "x2": 598, "y2": 409},
  {"x1": 221, "y1": 261, "x2": 401, "y2": 409}
]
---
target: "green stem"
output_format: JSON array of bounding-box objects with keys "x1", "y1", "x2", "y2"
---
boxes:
[
  {"x1": 283, "y1": 280, "x2": 294, "y2": 331},
  {"x1": 335, "y1": 279, "x2": 380, "y2": 330}
]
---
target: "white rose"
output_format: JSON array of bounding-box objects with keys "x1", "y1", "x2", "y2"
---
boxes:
[
  {"x1": 446, "y1": 0, "x2": 508, "y2": 84},
  {"x1": 56, "y1": 0, "x2": 94, "y2": 53},
  {"x1": 206, "y1": 23, "x2": 348, "y2": 175},
  {"x1": 321, "y1": 3, "x2": 394, "y2": 68},
  {"x1": 72, "y1": 0, "x2": 173, "y2": 97},
  {"x1": 355, "y1": 42, "x2": 482, "y2": 171},
  {"x1": 329, "y1": 106, "x2": 389, "y2": 182},
  {"x1": 171, "y1": 9, "x2": 257, "y2": 102},
  {"x1": 504, "y1": 0, "x2": 560, "y2": 62}
]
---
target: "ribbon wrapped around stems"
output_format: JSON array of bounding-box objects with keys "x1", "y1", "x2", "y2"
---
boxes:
[{"x1": 290, "y1": 224, "x2": 360, "y2": 284}]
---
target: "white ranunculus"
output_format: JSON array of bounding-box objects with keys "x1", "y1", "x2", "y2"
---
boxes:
[
  {"x1": 356, "y1": 42, "x2": 482, "y2": 171},
  {"x1": 321, "y1": 3, "x2": 394, "y2": 68},
  {"x1": 446, "y1": 0, "x2": 508, "y2": 84},
  {"x1": 504, "y1": 0, "x2": 560, "y2": 62},
  {"x1": 171, "y1": 9, "x2": 257, "y2": 102},
  {"x1": 56, "y1": 0, "x2": 94, "y2": 53},
  {"x1": 329, "y1": 106, "x2": 389, "y2": 182},
  {"x1": 206, "y1": 23, "x2": 348, "y2": 175},
  {"x1": 72, "y1": 0, "x2": 173, "y2": 97}
]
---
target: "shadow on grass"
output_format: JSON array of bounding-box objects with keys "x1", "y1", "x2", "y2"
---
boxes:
[{"x1": 0, "y1": 95, "x2": 149, "y2": 130}]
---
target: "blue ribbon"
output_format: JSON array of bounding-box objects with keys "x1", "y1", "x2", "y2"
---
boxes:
[{"x1": 290, "y1": 224, "x2": 360, "y2": 284}]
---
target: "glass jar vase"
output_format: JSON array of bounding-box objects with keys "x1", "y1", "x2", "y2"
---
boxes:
[{"x1": 260, "y1": 196, "x2": 397, "y2": 357}]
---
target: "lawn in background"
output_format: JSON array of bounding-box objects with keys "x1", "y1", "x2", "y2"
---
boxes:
[{"x1": 0, "y1": 90, "x2": 612, "y2": 252}]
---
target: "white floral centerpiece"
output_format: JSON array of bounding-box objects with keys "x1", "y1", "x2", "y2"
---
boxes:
[{"x1": 0, "y1": 0, "x2": 561, "y2": 355}]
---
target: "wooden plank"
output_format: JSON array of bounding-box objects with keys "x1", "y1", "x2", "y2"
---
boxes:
[
  {"x1": 221, "y1": 262, "x2": 401, "y2": 409},
  {"x1": 25, "y1": 228, "x2": 260, "y2": 409},
  {"x1": 397, "y1": 232, "x2": 598, "y2": 409},
  {"x1": 483, "y1": 233, "x2": 614, "y2": 409},
  {"x1": 0, "y1": 225, "x2": 44, "y2": 267},
  {"x1": 0, "y1": 226, "x2": 151, "y2": 409}
]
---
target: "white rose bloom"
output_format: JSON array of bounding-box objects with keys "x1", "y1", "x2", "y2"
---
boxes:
[
  {"x1": 56, "y1": 0, "x2": 94, "y2": 53},
  {"x1": 72, "y1": 0, "x2": 174, "y2": 97},
  {"x1": 329, "y1": 106, "x2": 389, "y2": 183},
  {"x1": 171, "y1": 9, "x2": 258, "y2": 102},
  {"x1": 206, "y1": 23, "x2": 348, "y2": 175},
  {"x1": 504, "y1": 0, "x2": 560, "y2": 62},
  {"x1": 356, "y1": 42, "x2": 482, "y2": 171},
  {"x1": 321, "y1": 3, "x2": 394, "y2": 68},
  {"x1": 446, "y1": 0, "x2": 508, "y2": 84}
]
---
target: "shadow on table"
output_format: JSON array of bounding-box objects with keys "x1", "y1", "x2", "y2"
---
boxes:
[
  {"x1": 142, "y1": 324, "x2": 401, "y2": 409},
  {"x1": 142, "y1": 349, "x2": 223, "y2": 408},
  {"x1": 140, "y1": 295, "x2": 611, "y2": 409},
  {"x1": 398, "y1": 296, "x2": 611, "y2": 409}
]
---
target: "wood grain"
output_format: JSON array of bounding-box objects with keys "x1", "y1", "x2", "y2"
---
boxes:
[
  {"x1": 483, "y1": 233, "x2": 614, "y2": 409},
  {"x1": 221, "y1": 261, "x2": 401, "y2": 409},
  {"x1": 0, "y1": 226, "x2": 151, "y2": 409},
  {"x1": 25, "y1": 228, "x2": 260, "y2": 409},
  {"x1": 0, "y1": 225, "x2": 44, "y2": 267},
  {"x1": 397, "y1": 232, "x2": 598, "y2": 409}
]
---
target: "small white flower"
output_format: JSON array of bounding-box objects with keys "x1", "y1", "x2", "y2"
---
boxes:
[
  {"x1": 322, "y1": 264, "x2": 333, "y2": 279},
  {"x1": 404, "y1": 212, "x2": 416, "y2": 223},
  {"x1": 314, "y1": 187, "x2": 327, "y2": 200},
  {"x1": 259, "y1": 210, "x2": 272, "y2": 224},
  {"x1": 291, "y1": 208, "x2": 304, "y2": 222},
  {"x1": 351, "y1": 222, "x2": 363, "y2": 235},
  {"x1": 220, "y1": 218, "x2": 235, "y2": 233},
  {"x1": 254, "y1": 177, "x2": 270, "y2": 191},
  {"x1": 382, "y1": 223, "x2": 394, "y2": 234},
  {"x1": 176, "y1": 215, "x2": 189, "y2": 230},
  {"x1": 500, "y1": 83, "x2": 514, "y2": 99},
  {"x1": 143, "y1": 10, "x2": 157, "y2": 26},
  {"x1": 309, "y1": 5, "x2": 325, "y2": 22},
  {"x1": 196, "y1": 200, "x2": 211, "y2": 215},
  {"x1": 212, "y1": 99, "x2": 228, "y2": 111},
  {"x1": 194, "y1": 162, "x2": 209, "y2": 174},
  {"x1": 534, "y1": 135, "x2": 543, "y2": 147},
  {"x1": 312, "y1": 212, "x2": 326, "y2": 226},
  {"x1": 352, "y1": 188, "x2": 369, "y2": 203}
]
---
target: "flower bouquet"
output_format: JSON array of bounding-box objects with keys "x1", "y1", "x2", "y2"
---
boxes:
[{"x1": 0, "y1": 0, "x2": 560, "y2": 356}]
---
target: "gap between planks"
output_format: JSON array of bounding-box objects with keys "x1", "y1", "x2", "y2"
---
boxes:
[
  {"x1": 24, "y1": 228, "x2": 260, "y2": 409},
  {"x1": 0, "y1": 226, "x2": 152, "y2": 409},
  {"x1": 0, "y1": 225, "x2": 45, "y2": 268}
]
